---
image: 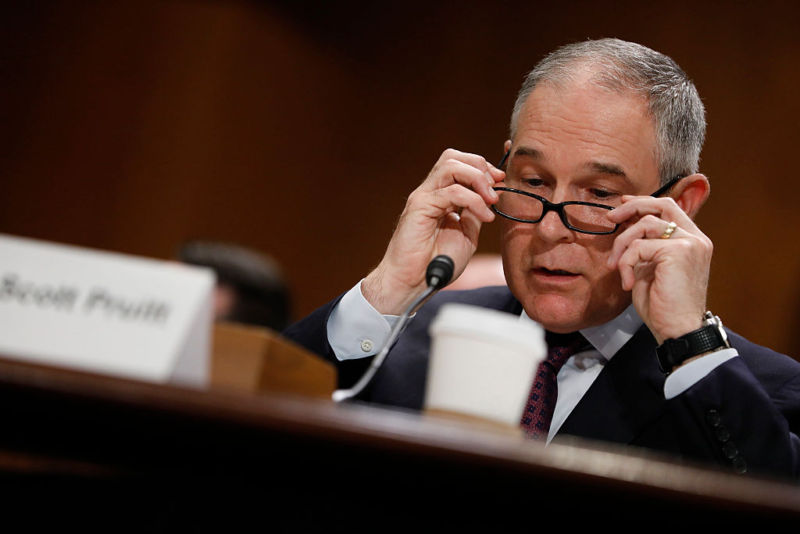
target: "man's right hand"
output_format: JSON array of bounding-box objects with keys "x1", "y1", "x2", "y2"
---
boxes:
[{"x1": 361, "y1": 149, "x2": 504, "y2": 315}]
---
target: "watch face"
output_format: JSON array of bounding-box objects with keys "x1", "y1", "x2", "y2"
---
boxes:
[{"x1": 705, "y1": 313, "x2": 729, "y2": 346}]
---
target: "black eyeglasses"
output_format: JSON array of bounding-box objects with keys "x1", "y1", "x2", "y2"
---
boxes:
[{"x1": 491, "y1": 149, "x2": 685, "y2": 235}]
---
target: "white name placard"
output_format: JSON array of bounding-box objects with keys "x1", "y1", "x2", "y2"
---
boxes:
[{"x1": 0, "y1": 233, "x2": 215, "y2": 386}]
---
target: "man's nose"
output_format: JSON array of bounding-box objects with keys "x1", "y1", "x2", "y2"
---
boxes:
[{"x1": 536, "y1": 209, "x2": 574, "y2": 242}]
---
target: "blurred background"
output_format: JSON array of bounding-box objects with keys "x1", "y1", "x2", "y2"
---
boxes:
[{"x1": 2, "y1": 0, "x2": 799, "y2": 358}]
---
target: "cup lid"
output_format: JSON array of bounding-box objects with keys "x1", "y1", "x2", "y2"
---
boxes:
[{"x1": 429, "y1": 303, "x2": 545, "y2": 350}]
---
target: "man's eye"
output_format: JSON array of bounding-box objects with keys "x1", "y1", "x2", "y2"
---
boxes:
[
  {"x1": 590, "y1": 188, "x2": 618, "y2": 200},
  {"x1": 521, "y1": 178, "x2": 544, "y2": 188}
]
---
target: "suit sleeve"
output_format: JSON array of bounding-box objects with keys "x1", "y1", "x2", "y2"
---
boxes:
[{"x1": 666, "y1": 350, "x2": 800, "y2": 480}]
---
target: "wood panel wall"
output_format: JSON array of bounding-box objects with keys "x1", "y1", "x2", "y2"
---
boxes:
[{"x1": 2, "y1": 0, "x2": 799, "y2": 358}]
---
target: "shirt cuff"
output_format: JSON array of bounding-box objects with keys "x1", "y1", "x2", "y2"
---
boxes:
[
  {"x1": 326, "y1": 280, "x2": 401, "y2": 361},
  {"x1": 663, "y1": 348, "x2": 739, "y2": 399}
]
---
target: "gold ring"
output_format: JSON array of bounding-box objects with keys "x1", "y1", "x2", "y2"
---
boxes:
[{"x1": 661, "y1": 221, "x2": 677, "y2": 239}]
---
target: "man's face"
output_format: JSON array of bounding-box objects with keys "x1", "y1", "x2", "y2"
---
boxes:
[{"x1": 501, "y1": 76, "x2": 661, "y2": 333}]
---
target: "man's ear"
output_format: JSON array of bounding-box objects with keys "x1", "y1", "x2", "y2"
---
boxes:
[
  {"x1": 504, "y1": 139, "x2": 512, "y2": 153},
  {"x1": 673, "y1": 173, "x2": 711, "y2": 219}
]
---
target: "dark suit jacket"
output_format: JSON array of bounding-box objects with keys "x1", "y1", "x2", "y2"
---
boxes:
[{"x1": 284, "y1": 285, "x2": 800, "y2": 480}]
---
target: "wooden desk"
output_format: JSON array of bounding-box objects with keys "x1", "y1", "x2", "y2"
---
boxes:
[{"x1": 0, "y1": 355, "x2": 797, "y2": 530}]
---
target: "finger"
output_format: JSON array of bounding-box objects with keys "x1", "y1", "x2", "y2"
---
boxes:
[
  {"x1": 608, "y1": 196, "x2": 696, "y2": 231},
  {"x1": 433, "y1": 149, "x2": 499, "y2": 186},
  {"x1": 421, "y1": 183, "x2": 496, "y2": 223},
  {"x1": 437, "y1": 148, "x2": 493, "y2": 172},
  {"x1": 437, "y1": 148, "x2": 505, "y2": 180},
  {"x1": 422, "y1": 158, "x2": 499, "y2": 205},
  {"x1": 486, "y1": 160, "x2": 506, "y2": 180},
  {"x1": 616, "y1": 236, "x2": 696, "y2": 291},
  {"x1": 442, "y1": 208, "x2": 483, "y2": 254},
  {"x1": 616, "y1": 238, "x2": 667, "y2": 291},
  {"x1": 607, "y1": 215, "x2": 686, "y2": 268}
]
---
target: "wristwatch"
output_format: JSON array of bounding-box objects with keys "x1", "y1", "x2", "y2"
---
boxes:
[{"x1": 656, "y1": 311, "x2": 731, "y2": 374}]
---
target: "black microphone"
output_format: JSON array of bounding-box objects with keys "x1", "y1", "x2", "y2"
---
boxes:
[
  {"x1": 332, "y1": 255, "x2": 455, "y2": 403},
  {"x1": 426, "y1": 254, "x2": 455, "y2": 290}
]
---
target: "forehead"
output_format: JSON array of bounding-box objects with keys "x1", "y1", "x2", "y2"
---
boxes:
[{"x1": 513, "y1": 78, "x2": 659, "y2": 186}]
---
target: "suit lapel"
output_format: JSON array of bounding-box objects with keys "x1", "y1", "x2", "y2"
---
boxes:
[{"x1": 557, "y1": 325, "x2": 667, "y2": 445}]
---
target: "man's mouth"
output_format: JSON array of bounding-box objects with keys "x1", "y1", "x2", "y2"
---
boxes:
[{"x1": 534, "y1": 267, "x2": 579, "y2": 277}]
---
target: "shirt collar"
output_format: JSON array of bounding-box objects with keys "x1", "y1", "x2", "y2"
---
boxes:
[{"x1": 519, "y1": 303, "x2": 643, "y2": 362}]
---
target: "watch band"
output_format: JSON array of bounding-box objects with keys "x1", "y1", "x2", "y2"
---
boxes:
[{"x1": 656, "y1": 312, "x2": 730, "y2": 374}]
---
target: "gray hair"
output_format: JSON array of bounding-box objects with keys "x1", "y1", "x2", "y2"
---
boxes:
[{"x1": 510, "y1": 38, "x2": 706, "y2": 184}]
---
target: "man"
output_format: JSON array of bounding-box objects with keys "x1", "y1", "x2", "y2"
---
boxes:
[
  {"x1": 178, "y1": 240, "x2": 291, "y2": 331},
  {"x1": 284, "y1": 38, "x2": 800, "y2": 479}
]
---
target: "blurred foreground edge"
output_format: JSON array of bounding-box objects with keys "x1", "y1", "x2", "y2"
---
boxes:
[{"x1": 0, "y1": 339, "x2": 796, "y2": 528}]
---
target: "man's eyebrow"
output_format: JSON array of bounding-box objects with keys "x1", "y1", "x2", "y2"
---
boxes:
[
  {"x1": 587, "y1": 161, "x2": 628, "y2": 177},
  {"x1": 512, "y1": 146, "x2": 542, "y2": 160},
  {"x1": 511, "y1": 148, "x2": 631, "y2": 183}
]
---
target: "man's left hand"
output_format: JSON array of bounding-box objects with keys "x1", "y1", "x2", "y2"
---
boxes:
[{"x1": 606, "y1": 196, "x2": 713, "y2": 344}]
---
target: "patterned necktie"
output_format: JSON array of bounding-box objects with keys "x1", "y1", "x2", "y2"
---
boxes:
[{"x1": 520, "y1": 331, "x2": 589, "y2": 440}]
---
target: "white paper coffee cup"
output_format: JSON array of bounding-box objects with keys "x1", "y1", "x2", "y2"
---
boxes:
[{"x1": 425, "y1": 303, "x2": 546, "y2": 427}]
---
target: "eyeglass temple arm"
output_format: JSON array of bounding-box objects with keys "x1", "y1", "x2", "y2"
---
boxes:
[
  {"x1": 497, "y1": 149, "x2": 510, "y2": 169},
  {"x1": 650, "y1": 175, "x2": 685, "y2": 197}
]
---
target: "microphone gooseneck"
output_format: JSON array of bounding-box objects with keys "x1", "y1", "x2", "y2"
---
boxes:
[{"x1": 331, "y1": 255, "x2": 455, "y2": 403}]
